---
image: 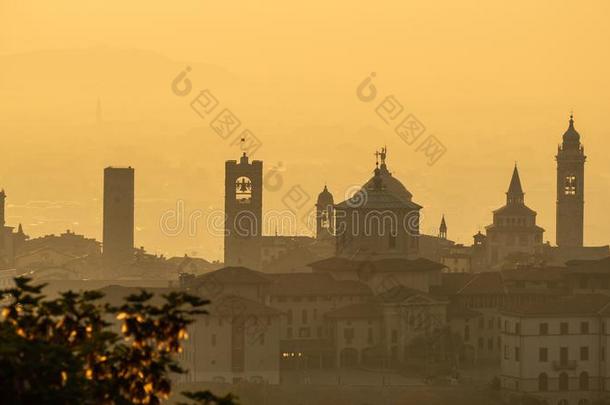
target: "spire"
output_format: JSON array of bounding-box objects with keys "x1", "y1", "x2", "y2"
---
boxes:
[
  {"x1": 507, "y1": 164, "x2": 524, "y2": 205},
  {"x1": 439, "y1": 215, "x2": 447, "y2": 239},
  {"x1": 562, "y1": 112, "x2": 581, "y2": 146}
]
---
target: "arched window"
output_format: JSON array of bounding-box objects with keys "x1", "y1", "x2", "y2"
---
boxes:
[
  {"x1": 579, "y1": 371, "x2": 589, "y2": 390},
  {"x1": 538, "y1": 373, "x2": 548, "y2": 391},
  {"x1": 559, "y1": 372, "x2": 569, "y2": 391},
  {"x1": 235, "y1": 176, "x2": 252, "y2": 203}
]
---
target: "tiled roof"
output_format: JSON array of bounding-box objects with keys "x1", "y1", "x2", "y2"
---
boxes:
[
  {"x1": 492, "y1": 204, "x2": 537, "y2": 216},
  {"x1": 308, "y1": 256, "x2": 446, "y2": 273},
  {"x1": 430, "y1": 273, "x2": 475, "y2": 296},
  {"x1": 208, "y1": 294, "x2": 283, "y2": 317},
  {"x1": 268, "y1": 272, "x2": 372, "y2": 297},
  {"x1": 502, "y1": 294, "x2": 610, "y2": 317},
  {"x1": 447, "y1": 305, "x2": 481, "y2": 320},
  {"x1": 377, "y1": 285, "x2": 438, "y2": 303},
  {"x1": 457, "y1": 272, "x2": 505, "y2": 295},
  {"x1": 196, "y1": 266, "x2": 272, "y2": 285},
  {"x1": 324, "y1": 302, "x2": 382, "y2": 319},
  {"x1": 565, "y1": 256, "x2": 610, "y2": 274},
  {"x1": 501, "y1": 267, "x2": 565, "y2": 282}
]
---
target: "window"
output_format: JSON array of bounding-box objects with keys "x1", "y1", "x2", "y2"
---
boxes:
[
  {"x1": 580, "y1": 346, "x2": 589, "y2": 361},
  {"x1": 287, "y1": 310, "x2": 293, "y2": 325},
  {"x1": 302, "y1": 310, "x2": 308, "y2": 324},
  {"x1": 287, "y1": 327, "x2": 292, "y2": 339},
  {"x1": 367, "y1": 328, "x2": 373, "y2": 344},
  {"x1": 515, "y1": 322, "x2": 521, "y2": 335},
  {"x1": 478, "y1": 338, "x2": 484, "y2": 349},
  {"x1": 539, "y1": 323, "x2": 548, "y2": 335},
  {"x1": 464, "y1": 325, "x2": 470, "y2": 341},
  {"x1": 317, "y1": 326, "x2": 323, "y2": 338},
  {"x1": 235, "y1": 176, "x2": 253, "y2": 202},
  {"x1": 579, "y1": 372, "x2": 589, "y2": 390},
  {"x1": 488, "y1": 338, "x2": 493, "y2": 350},
  {"x1": 514, "y1": 347, "x2": 520, "y2": 362},
  {"x1": 479, "y1": 318, "x2": 484, "y2": 329},
  {"x1": 488, "y1": 319, "x2": 494, "y2": 329},
  {"x1": 344, "y1": 328, "x2": 354, "y2": 344},
  {"x1": 559, "y1": 372, "x2": 569, "y2": 391},
  {"x1": 560, "y1": 322, "x2": 569, "y2": 335},
  {"x1": 564, "y1": 175, "x2": 576, "y2": 195},
  {"x1": 211, "y1": 334, "x2": 216, "y2": 347},
  {"x1": 560, "y1": 347, "x2": 569, "y2": 365},
  {"x1": 299, "y1": 327, "x2": 310, "y2": 338},
  {"x1": 538, "y1": 373, "x2": 548, "y2": 391},
  {"x1": 539, "y1": 347, "x2": 548, "y2": 362},
  {"x1": 504, "y1": 345, "x2": 509, "y2": 360},
  {"x1": 581, "y1": 321, "x2": 589, "y2": 334}
]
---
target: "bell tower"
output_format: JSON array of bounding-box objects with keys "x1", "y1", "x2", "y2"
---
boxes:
[
  {"x1": 556, "y1": 114, "x2": 586, "y2": 247},
  {"x1": 316, "y1": 185, "x2": 334, "y2": 240},
  {"x1": 224, "y1": 152, "x2": 263, "y2": 269}
]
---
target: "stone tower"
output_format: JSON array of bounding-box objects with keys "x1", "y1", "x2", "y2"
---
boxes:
[
  {"x1": 103, "y1": 167, "x2": 135, "y2": 268},
  {"x1": 556, "y1": 114, "x2": 586, "y2": 247},
  {"x1": 316, "y1": 185, "x2": 334, "y2": 240},
  {"x1": 0, "y1": 189, "x2": 5, "y2": 228},
  {"x1": 224, "y1": 152, "x2": 263, "y2": 269}
]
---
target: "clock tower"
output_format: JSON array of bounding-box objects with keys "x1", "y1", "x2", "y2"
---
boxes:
[{"x1": 556, "y1": 114, "x2": 586, "y2": 247}]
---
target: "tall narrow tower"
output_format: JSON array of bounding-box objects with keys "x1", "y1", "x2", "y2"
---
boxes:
[
  {"x1": 224, "y1": 152, "x2": 262, "y2": 269},
  {"x1": 556, "y1": 114, "x2": 586, "y2": 247},
  {"x1": 316, "y1": 185, "x2": 334, "y2": 240},
  {"x1": 103, "y1": 167, "x2": 135, "y2": 268},
  {"x1": 0, "y1": 189, "x2": 5, "y2": 227}
]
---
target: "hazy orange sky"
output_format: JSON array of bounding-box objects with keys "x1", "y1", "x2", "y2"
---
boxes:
[{"x1": 1, "y1": 0, "x2": 609, "y2": 260}]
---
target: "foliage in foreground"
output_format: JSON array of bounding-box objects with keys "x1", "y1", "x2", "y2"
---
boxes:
[{"x1": 0, "y1": 277, "x2": 237, "y2": 405}]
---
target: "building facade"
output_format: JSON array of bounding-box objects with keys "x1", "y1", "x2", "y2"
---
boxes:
[{"x1": 501, "y1": 294, "x2": 610, "y2": 405}]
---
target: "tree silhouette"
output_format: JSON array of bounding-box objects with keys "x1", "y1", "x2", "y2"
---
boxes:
[{"x1": 0, "y1": 277, "x2": 236, "y2": 405}]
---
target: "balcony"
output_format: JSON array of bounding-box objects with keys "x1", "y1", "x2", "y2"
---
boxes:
[{"x1": 552, "y1": 360, "x2": 577, "y2": 370}]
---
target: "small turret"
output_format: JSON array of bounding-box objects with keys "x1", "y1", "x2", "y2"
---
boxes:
[
  {"x1": 507, "y1": 164, "x2": 524, "y2": 205},
  {"x1": 439, "y1": 215, "x2": 447, "y2": 239}
]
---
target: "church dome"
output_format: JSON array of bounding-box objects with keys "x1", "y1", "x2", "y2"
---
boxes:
[
  {"x1": 562, "y1": 114, "x2": 580, "y2": 144},
  {"x1": 362, "y1": 148, "x2": 413, "y2": 202}
]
